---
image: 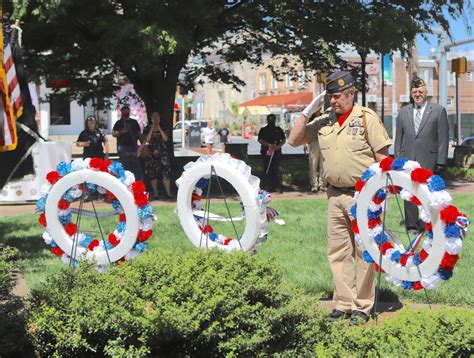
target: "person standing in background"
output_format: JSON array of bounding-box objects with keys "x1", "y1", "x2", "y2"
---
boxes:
[
  {"x1": 112, "y1": 105, "x2": 143, "y2": 180},
  {"x1": 258, "y1": 114, "x2": 286, "y2": 193},
  {"x1": 142, "y1": 112, "x2": 173, "y2": 199},
  {"x1": 202, "y1": 120, "x2": 216, "y2": 155},
  {"x1": 76, "y1": 116, "x2": 109, "y2": 159},
  {"x1": 217, "y1": 122, "x2": 230, "y2": 152},
  {"x1": 394, "y1": 77, "x2": 449, "y2": 233}
]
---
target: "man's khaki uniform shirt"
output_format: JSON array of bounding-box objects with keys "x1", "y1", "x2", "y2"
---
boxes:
[{"x1": 305, "y1": 104, "x2": 391, "y2": 188}]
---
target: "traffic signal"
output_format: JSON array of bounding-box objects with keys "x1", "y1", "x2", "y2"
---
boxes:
[{"x1": 451, "y1": 57, "x2": 467, "y2": 76}]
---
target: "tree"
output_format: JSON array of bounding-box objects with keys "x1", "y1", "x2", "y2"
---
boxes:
[{"x1": 11, "y1": 0, "x2": 467, "y2": 135}]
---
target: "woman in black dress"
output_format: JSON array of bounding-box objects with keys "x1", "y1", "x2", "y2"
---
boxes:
[
  {"x1": 76, "y1": 116, "x2": 109, "y2": 159},
  {"x1": 142, "y1": 112, "x2": 172, "y2": 199}
]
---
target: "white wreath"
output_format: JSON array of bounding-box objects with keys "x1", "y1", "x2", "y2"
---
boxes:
[
  {"x1": 175, "y1": 153, "x2": 268, "y2": 252},
  {"x1": 352, "y1": 158, "x2": 469, "y2": 290}
]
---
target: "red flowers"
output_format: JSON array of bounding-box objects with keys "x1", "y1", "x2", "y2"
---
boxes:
[
  {"x1": 134, "y1": 192, "x2": 149, "y2": 207},
  {"x1": 379, "y1": 157, "x2": 394, "y2": 172},
  {"x1": 106, "y1": 191, "x2": 116, "y2": 201},
  {"x1": 131, "y1": 181, "x2": 146, "y2": 194},
  {"x1": 419, "y1": 249, "x2": 429, "y2": 262},
  {"x1": 64, "y1": 223, "x2": 77, "y2": 236},
  {"x1": 223, "y1": 238, "x2": 233, "y2": 245},
  {"x1": 46, "y1": 171, "x2": 61, "y2": 184},
  {"x1": 108, "y1": 233, "x2": 120, "y2": 246},
  {"x1": 387, "y1": 185, "x2": 401, "y2": 194},
  {"x1": 412, "y1": 281, "x2": 423, "y2": 290},
  {"x1": 355, "y1": 179, "x2": 365, "y2": 192},
  {"x1": 440, "y1": 205, "x2": 460, "y2": 224},
  {"x1": 137, "y1": 230, "x2": 153, "y2": 242},
  {"x1": 351, "y1": 219, "x2": 359, "y2": 234},
  {"x1": 51, "y1": 247, "x2": 64, "y2": 256},
  {"x1": 101, "y1": 159, "x2": 112, "y2": 172},
  {"x1": 89, "y1": 158, "x2": 104, "y2": 170},
  {"x1": 38, "y1": 213, "x2": 47, "y2": 227},
  {"x1": 118, "y1": 214, "x2": 126, "y2": 222},
  {"x1": 410, "y1": 196, "x2": 421, "y2": 206},
  {"x1": 88, "y1": 239, "x2": 100, "y2": 251},
  {"x1": 411, "y1": 168, "x2": 433, "y2": 183},
  {"x1": 201, "y1": 225, "x2": 213, "y2": 234},
  {"x1": 192, "y1": 193, "x2": 202, "y2": 202},
  {"x1": 440, "y1": 252, "x2": 459, "y2": 271},
  {"x1": 425, "y1": 222, "x2": 432, "y2": 231},
  {"x1": 58, "y1": 199, "x2": 71, "y2": 210},
  {"x1": 380, "y1": 241, "x2": 393, "y2": 255},
  {"x1": 368, "y1": 218, "x2": 381, "y2": 229}
]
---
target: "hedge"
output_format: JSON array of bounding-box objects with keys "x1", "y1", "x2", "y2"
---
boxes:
[{"x1": 26, "y1": 249, "x2": 473, "y2": 357}]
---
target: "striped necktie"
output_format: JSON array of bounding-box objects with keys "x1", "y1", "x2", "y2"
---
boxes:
[{"x1": 414, "y1": 105, "x2": 422, "y2": 134}]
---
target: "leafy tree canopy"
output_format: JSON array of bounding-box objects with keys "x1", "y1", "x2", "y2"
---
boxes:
[{"x1": 10, "y1": 0, "x2": 468, "y2": 128}]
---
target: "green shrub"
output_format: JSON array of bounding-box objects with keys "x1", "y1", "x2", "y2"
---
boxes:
[
  {"x1": 308, "y1": 308, "x2": 474, "y2": 357},
  {"x1": 27, "y1": 249, "x2": 315, "y2": 357},
  {"x1": 0, "y1": 246, "x2": 32, "y2": 357},
  {"x1": 26, "y1": 249, "x2": 474, "y2": 357}
]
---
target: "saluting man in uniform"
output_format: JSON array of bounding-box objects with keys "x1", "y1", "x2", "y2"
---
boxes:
[{"x1": 289, "y1": 71, "x2": 392, "y2": 325}]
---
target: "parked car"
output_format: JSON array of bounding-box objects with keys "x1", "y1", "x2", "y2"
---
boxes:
[
  {"x1": 460, "y1": 136, "x2": 474, "y2": 147},
  {"x1": 172, "y1": 120, "x2": 208, "y2": 143}
]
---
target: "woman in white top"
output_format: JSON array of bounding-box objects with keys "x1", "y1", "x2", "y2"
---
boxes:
[{"x1": 202, "y1": 120, "x2": 216, "y2": 154}]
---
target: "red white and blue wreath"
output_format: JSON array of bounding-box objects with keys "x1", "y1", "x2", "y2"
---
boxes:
[
  {"x1": 351, "y1": 157, "x2": 469, "y2": 290},
  {"x1": 36, "y1": 157, "x2": 154, "y2": 269},
  {"x1": 176, "y1": 153, "x2": 280, "y2": 252}
]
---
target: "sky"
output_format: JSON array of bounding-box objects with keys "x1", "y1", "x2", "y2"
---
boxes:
[{"x1": 417, "y1": 8, "x2": 474, "y2": 57}]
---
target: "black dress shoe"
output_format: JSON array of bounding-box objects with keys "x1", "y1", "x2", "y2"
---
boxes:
[
  {"x1": 349, "y1": 310, "x2": 369, "y2": 325},
  {"x1": 327, "y1": 309, "x2": 350, "y2": 322}
]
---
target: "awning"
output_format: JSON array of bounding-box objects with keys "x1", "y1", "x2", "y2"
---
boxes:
[
  {"x1": 238, "y1": 105, "x2": 271, "y2": 116},
  {"x1": 240, "y1": 92, "x2": 313, "y2": 109}
]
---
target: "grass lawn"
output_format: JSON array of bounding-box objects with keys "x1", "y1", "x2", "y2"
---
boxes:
[{"x1": 1, "y1": 194, "x2": 473, "y2": 306}]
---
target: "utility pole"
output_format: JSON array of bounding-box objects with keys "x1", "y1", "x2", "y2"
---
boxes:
[{"x1": 452, "y1": 57, "x2": 467, "y2": 144}]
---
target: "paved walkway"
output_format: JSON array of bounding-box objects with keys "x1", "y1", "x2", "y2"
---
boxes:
[{"x1": 1, "y1": 181, "x2": 473, "y2": 217}]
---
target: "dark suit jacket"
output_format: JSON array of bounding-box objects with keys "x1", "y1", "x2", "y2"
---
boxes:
[{"x1": 394, "y1": 102, "x2": 449, "y2": 170}]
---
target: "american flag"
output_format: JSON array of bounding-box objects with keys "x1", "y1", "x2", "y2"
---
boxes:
[{"x1": 0, "y1": 4, "x2": 23, "y2": 152}]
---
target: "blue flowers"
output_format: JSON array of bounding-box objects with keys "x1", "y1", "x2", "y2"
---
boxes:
[
  {"x1": 80, "y1": 236, "x2": 93, "y2": 248},
  {"x1": 391, "y1": 157, "x2": 408, "y2": 171},
  {"x1": 57, "y1": 162, "x2": 72, "y2": 177},
  {"x1": 103, "y1": 240, "x2": 113, "y2": 251},
  {"x1": 59, "y1": 213, "x2": 72, "y2": 224},
  {"x1": 196, "y1": 178, "x2": 208, "y2": 189},
  {"x1": 138, "y1": 204, "x2": 154, "y2": 219},
  {"x1": 209, "y1": 232, "x2": 218, "y2": 242},
  {"x1": 412, "y1": 253, "x2": 422, "y2": 266},
  {"x1": 427, "y1": 175, "x2": 446, "y2": 192},
  {"x1": 62, "y1": 190, "x2": 75, "y2": 202},
  {"x1": 367, "y1": 208, "x2": 382, "y2": 220},
  {"x1": 374, "y1": 233, "x2": 388, "y2": 245},
  {"x1": 134, "y1": 242, "x2": 149, "y2": 253},
  {"x1": 375, "y1": 189, "x2": 387, "y2": 201},
  {"x1": 361, "y1": 169, "x2": 374, "y2": 182},
  {"x1": 444, "y1": 224, "x2": 460, "y2": 239},
  {"x1": 117, "y1": 221, "x2": 126, "y2": 233},
  {"x1": 350, "y1": 204, "x2": 358, "y2": 218},
  {"x1": 362, "y1": 251, "x2": 374, "y2": 263},
  {"x1": 36, "y1": 197, "x2": 46, "y2": 212},
  {"x1": 390, "y1": 250, "x2": 401, "y2": 263},
  {"x1": 86, "y1": 183, "x2": 97, "y2": 192},
  {"x1": 108, "y1": 162, "x2": 125, "y2": 178},
  {"x1": 112, "y1": 200, "x2": 122, "y2": 211},
  {"x1": 438, "y1": 268, "x2": 453, "y2": 280},
  {"x1": 401, "y1": 280, "x2": 413, "y2": 290}
]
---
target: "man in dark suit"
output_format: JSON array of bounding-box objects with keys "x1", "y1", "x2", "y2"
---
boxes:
[{"x1": 394, "y1": 77, "x2": 449, "y2": 232}]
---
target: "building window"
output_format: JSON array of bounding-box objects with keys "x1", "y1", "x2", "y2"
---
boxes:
[
  {"x1": 299, "y1": 70, "x2": 306, "y2": 84},
  {"x1": 50, "y1": 94, "x2": 70, "y2": 125},
  {"x1": 422, "y1": 68, "x2": 433, "y2": 85},
  {"x1": 259, "y1": 74, "x2": 267, "y2": 91},
  {"x1": 271, "y1": 74, "x2": 278, "y2": 89},
  {"x1": 285, "y1": 74, "x2": 293, "y2": 88},
  {"x1": 467, "y1": 72, "x2": 473, "y2": 82},
  {"x1": 447, "y1": 97, "x2": 453, "y2": 107},
  {"x1": 447, "y1": 71, "x2": 456, "y2": 86}
]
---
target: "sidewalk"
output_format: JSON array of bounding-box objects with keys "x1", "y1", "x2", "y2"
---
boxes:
[{"x1": 1, "y1": 181, "x2": 473, "y2": 217}]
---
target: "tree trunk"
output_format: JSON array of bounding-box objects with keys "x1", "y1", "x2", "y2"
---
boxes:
[{"x1": 130, "y1": 53, "x2": 190, "y2": 159}]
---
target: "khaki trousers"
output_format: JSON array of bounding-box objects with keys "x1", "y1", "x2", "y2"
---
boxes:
[
  {"x1": 308, "y1": 141, "x2": 325, "y2": 190},
  {"x1": 327, "y1": 186, "x2": 375, "y2": 315}
]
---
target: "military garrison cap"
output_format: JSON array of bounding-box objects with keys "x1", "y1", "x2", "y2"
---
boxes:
[
  {"x1": 411, "y1": 77, "x2": 426, "y2": 89},
  {"x1": 325, "y1": 71, "x2": 354, "y2": 94}
]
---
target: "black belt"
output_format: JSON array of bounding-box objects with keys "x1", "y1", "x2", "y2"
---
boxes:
[{"x1": 329, "y1": 184, "x2": 355, "y2": 191}]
